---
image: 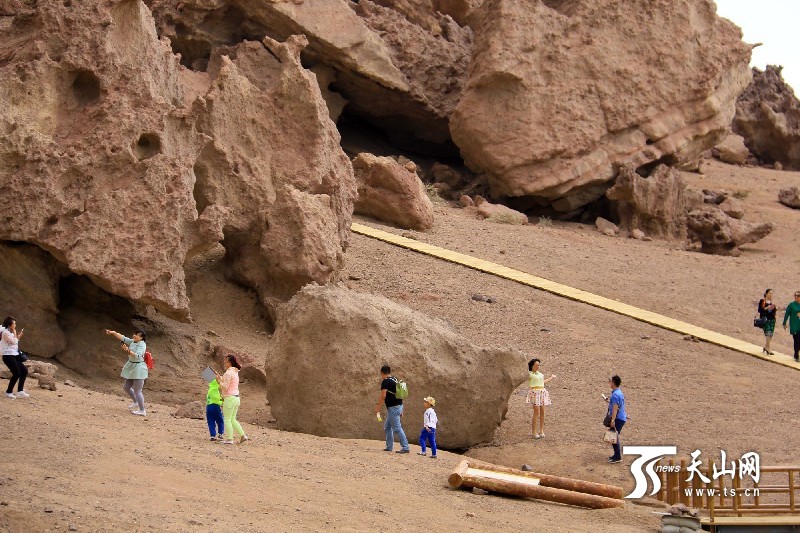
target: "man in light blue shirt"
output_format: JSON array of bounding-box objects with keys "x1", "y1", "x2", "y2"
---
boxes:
[{"x1": 606, "y1": 375, "x2": 626, "y2": 463}]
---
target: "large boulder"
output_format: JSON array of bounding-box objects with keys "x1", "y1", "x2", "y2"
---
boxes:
[
  {"x1": 353, "y1": 153, "x2": 435, "y2": 230},
  {"x1": 0, "y1": 1, "x2": 356, "y2": 322},
  {"x1": 450, "y1": 0, "x2": 752, "y2": 210},
  {"x1": 265, "y1": 284, "x2": 527, "y2": 449},
  {"x1": 606, "y1": 165, "x2": 688, "y2": 241},
  {"x1": 0, "y1": 244, "x2": 67, "y2": 357},
  {"x1": 687, "y1": 207, "x2": 774, "y2": 256},
  {"x1": 733, "y1": 66, "x2": 800, "y2": 170},
  {"x1": 148, "y1": 0, "x2": 473, "y2": 151}
]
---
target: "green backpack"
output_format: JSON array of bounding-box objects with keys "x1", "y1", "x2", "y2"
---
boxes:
[{"x1": 391, "y1": 377, "x2": 409, "y2": 400}]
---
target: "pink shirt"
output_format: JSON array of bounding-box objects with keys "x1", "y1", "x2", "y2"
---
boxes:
[{"x1": 219, "y1": 367, "x2": 240, "y2": 397}]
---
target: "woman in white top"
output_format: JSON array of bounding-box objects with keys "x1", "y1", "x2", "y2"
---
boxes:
[
  {"x1": 1, "y1": 316, "x2": 28, "y2": 399},
  {"x1": 526, "y1": 358, "x2": 556, "y2": 439}
]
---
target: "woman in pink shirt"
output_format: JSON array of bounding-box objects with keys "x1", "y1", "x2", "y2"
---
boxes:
[{"x1": 215, "y1": 354, "x2": 249, "y2": 444}]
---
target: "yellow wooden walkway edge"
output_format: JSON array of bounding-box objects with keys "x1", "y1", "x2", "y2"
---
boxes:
[{"x1": 351, "y1": 223, "x2": 800, "y2": 371}]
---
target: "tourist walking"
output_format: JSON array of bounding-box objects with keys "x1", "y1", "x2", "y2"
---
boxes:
[
  {"x1": 605, "y1": 375, "x2": 627, "y2": 463},
  {"x1": 783, "y1": 291, "x2": 800, "y2": 362},
  {"x1": 526, "y1": 358, "x2": 556, "y2": 439},
  {"x1": 1, "y1": 316, "x2": 28, "y2": 399},
  {"x1": 104, "y1": 328, "x2": 148, "y2": 416},
  {"x1": 375, "y1": 365, "x2": 409, "y2": 453},
  {"x1": 758, "y1": 289, "x2": 777, "y2": 355},
  {"x1": 417, "y1": 396, "x2": 438, "y2": 458},
  {"x1": 215, "y1": 354, "x2": 249, "y2": 444}
]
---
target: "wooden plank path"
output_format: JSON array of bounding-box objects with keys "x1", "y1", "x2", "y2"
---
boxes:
[{"x1": 351, "y1": 222, "x2": 800, "y2": 371}]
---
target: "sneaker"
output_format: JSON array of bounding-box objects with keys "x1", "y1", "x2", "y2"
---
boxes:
[
  {"x1": 15, "y1": 391, "x2": 29, "y2": 398},
  {"x1": 127, "y1": 402, "x2": 137, "y2": 410},
  {"x1": 539, "y1": 433, "x2": 545, "y2": 438},
  {"x1": 534, "y1": 434, "x2": 541, "y2": 439},
  {"x1": 132, "y1": 410, "x2": 147, "y2": 416},
  {"x1": 238, "y1": 435, "x2": 250, "y2": 444},
  {"x1": 417, "y1": 452, "x2": 427, "y2": 456},
  {"x1": 4, "y1": 393, "x2": 15, "y2": 400},
  {"x1": 431, "y1": 455, "x2": 437, "y2": 459},
  {"x1": 383, "y1": 448, "x2": 393, "y2": 452},
  {"x1": 210, "y1": 436, "x2": 217, "y2": 441},
  {"x1": 396, "y1": 449, "x2": 410, "y2": 454},
  {"x1": 607, "y1": 457, "x2": 622, "y2": 464},
  {"x1": 222, "y1": 440, "x2": 235, "y2": 444}
]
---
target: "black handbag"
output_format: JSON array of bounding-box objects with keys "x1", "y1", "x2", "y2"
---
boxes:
[
  {"x1": 603, "y1": 413, "x2": 612, "y2": 427},
  {"x1": 15, "y1": 351, "x2": 28, "y2": 363},
  {"x1": 753, "y1": 315, "x2": 768, "y2": 328}
]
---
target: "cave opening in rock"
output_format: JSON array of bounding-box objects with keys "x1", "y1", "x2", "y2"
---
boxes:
[
  {"x1": 70, "y1": 70, "x2": 101, "y2": 106},
  {"x1": 59, "y1": 274, "x2": 135, "y2": 326},
  {"x1": 134, "y1": 133, "x2": 161, "y2": 160}
]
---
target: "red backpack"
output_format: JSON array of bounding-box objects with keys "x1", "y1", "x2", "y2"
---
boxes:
[{"x1": 144, "y1": 350, "x2": 154, "y2": 370}]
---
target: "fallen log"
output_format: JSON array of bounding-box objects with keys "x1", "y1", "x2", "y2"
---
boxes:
[
  {"x1": 467, "y1": 458, "x2": 624, "y2": 499},
  {"x1": 448, "y1": 460, "x2": 624, "y2": 510}
]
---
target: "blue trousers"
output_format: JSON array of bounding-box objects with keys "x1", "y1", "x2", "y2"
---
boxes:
[
  {"x1": 384, "y1": 404, "x2": 409, "y2": 451},
  {"x1": 206, "y1": 403, "x2": 224, "y2": 437},
  {"x1": 611, "y1": 419, "x2": 625, "y2": 459},
  {"x1": 419, "y1": 427, "x2": 437, "y2": 456}
]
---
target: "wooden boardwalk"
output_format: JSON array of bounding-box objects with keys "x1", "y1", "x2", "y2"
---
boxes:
[{"x1": 351, "y1": 223, "x2": 800, "y2": 371}]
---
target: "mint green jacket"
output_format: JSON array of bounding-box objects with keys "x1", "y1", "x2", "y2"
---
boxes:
[
  {"x1": 207, "y1": 379, "x2": 222, "y2": 406},
  {"x1": 783, "y1": 301, "x2": 800, "y2": 334},
  {"x1": 119, "y1": 337, "x2": 148, "y2": 380}
]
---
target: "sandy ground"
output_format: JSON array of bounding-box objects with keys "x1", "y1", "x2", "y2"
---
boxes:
[
  {"x1": 2, "y1": 160, "x2": 799, "y2": 531},
  {"x1": 0, "y1": 386, "x2": 657, "y2": 532}
]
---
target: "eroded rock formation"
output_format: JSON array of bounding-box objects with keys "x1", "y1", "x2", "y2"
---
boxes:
[
  {"x1": 0, "y1": 0, "x2": 217, "y2": 320},
  {"x1": 451, "y1": 0, "x2": 752, "y2": 211},
  {"x1": 0, "y1": 0, "x2": 356, "y2": 321},
  {"x1": 193, "y1": 36, "x2": 357, "y2": 316},
  {"x1": 713, "y1": 134, "x2": 751, "y2": 166},
  {"x1": 734, "y1": 66, "x2": 800, "y2": 170},
  {"x1": 353, "y1": 153, "x2": 434, "y2": 230},
  {"x1": 147, "y1": 0, "x2": 473, "y2": 151},
  {"x1": 779, "y1": 187, "x2": 800, "y2": 209},
  {"x1": 606, "y1": 165, "x2": 688, "y2": 241},
  {"x1": 687, "y1": 207, "x2": 774, "y2": 256},
  {"x1": 265, "y1": 284, "x2": 527, "y2": 449}
]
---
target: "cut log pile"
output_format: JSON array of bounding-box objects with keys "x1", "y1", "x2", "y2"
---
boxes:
[{"x1": 448, "y1": 459, "x2": 625, "y2": 510}]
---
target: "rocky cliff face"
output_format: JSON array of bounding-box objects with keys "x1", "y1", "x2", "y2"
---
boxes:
[
  {"x1": 0, "y1": 0, "x2": 355, "y2": 324},
  {"x1": 734, "y1": 65, "x2": 800, "y2": 170},
  {"x1": 450, "y1": 0, "x2": 752, "y2": 212},
  {"x1": 147, "y1": 0, "x2": 473, "y2": 152}
]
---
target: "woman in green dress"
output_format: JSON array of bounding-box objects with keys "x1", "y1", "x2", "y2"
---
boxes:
[{"x1": 758, "y1": 288, "x2": 777, "y2": 355}]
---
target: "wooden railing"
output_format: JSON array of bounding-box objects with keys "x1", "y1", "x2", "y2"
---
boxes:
[{"x1": 656, "y1": 461, "x2": 800, "y2": 520}]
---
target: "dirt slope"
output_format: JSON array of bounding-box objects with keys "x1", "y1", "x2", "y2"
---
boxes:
[
  {"x1": 2, "y1": 160, "x2": 799, "y2": 531},
  {"x1": 0, "y1": 386, "x2": 656, "y2": 532}
]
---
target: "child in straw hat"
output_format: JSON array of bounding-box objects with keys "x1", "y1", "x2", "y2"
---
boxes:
[{"x1": 417, "y1": 396, "x2": 438, "y2": 458}]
